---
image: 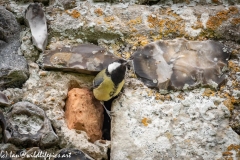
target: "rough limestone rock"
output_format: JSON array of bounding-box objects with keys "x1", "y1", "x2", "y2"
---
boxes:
[
  {"x1": 0, "y1": 6, "x2": 29, "y2": 90},
  {"x1": 65, "y1": 88, "x2": 104, "y2": 143},
  {"x1": 132, "y1": 39, "x2": 230, "y2": 90},
  {"x1": 44, "y1": 2, "x2": 240, "y2": 48},
  {"x1": 43, "y1": 44, "x2": 119, "y2": 75},
  {"x1": 25, "y1": 3, "x2": 48, "y2": 51},
  {"x1": 111, "y1": 78, "x2": 240, "y2": 159},
  {"x1": 5, "y1": 101, "x2": 59, "y2": 148},
  {"x1": 55, "y1": 148, "x2": 94, "y2": 160}
]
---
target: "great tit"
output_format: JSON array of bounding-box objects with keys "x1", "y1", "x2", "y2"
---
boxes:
[{"x1": 93, "y1": 59, "x2": 128, "y2": 118}]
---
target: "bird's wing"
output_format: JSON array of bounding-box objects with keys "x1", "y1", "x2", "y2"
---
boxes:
[{"x1": 93, "y1": 70, "x2": 105, "y2": 89}]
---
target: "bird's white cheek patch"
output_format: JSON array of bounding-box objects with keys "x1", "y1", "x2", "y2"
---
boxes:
[{"x1": 108, "y1": 62, "x2": 121, "y2": 74}]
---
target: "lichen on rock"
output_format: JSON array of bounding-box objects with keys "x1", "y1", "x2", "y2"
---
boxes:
[
  {"x1": 111, "y1": 78, "x2": 239, "y2": 159},
  {"x1": 0, "y1": 0, "x2": 239, "y2": 159}
]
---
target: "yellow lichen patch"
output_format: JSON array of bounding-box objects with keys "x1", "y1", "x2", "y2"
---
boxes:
[
  {"x1": 126, "y1": 17, "x2": 142, "y2": 34},
  {"x1": 177, "y1": 93, "x2": 185, "y2": 100},
  {"x1": 227, "y1": 144, "x2": 240, "y2": 151},
  {"x1": 165, "y1": 132, "x2": 173, "y2": 139},
  {"x1": 202, "y1": 88, "x2": 216, "y2": 97},
  {"x1": 94, "y1": 8, "x2": 103, "y2": 16},
  {"x1": 141, "y1": 117, "x2": 149, "y2": 126},
  {"x1": 164, "y1": 95, "x2": 172, "y2": 101},
  {"x1": 155, "y1": 93, "x2": 164, "y2": 101},
  {"x1": 104, "y1": 16, "x2": 115, "y2": 22},
  {"x1": 152, "y1": 35, "x2": 162, "y2": 41},
  {"x1": 192, "y1": 18, "x2": 204, "y2": 30},
  {"x1": 228, "y1": 61, "x2": 240, "y2": 73},
  {"x1": 222, "y1": 144, "x2": 240, "y2": 158},
  {"x1": 147, "y1": 15, "x2": 159, "y2": 28},
  {"x1": 127, "y1": 17, "x2": 142, "y2": 26},
  {"x1": 206, "y1": 13, "x2": 228, "y2": 30},
  {"x1": 138, "y1": 36, "x2": 149, "y2": 46},
  {"x1": 222, "y1": 151, "x2": 233, "y2": 156},
  {"x1": 228, "y1": 6, "x2": 239, "y2": 15},
  {"x1": 206, "y1": 7, "x2": 239, "y2": 30},
  {"x1": 122, "y1": 52, "x2": 132, "y2": 59},
  {"x1": 146, "y1": 10, "x2": 185, "y2": 37},
  {"x1": 66, "y1": 10, "x2": 80, "y2": 18},
  {"x1": 223, "y1": 97, "x2": 234, "y2": 112},
  {"x1": 126, "y1": 35, "x2": 149, "y2": 47},
  {"x1": 231, "y1": 18, "x2": 240, "y2": 25},
  {"x1": 158, "y1": 18, "x2": 185, "y2": 36},
  {"x1": 147, "y1": 89, "x2": 154, "y2": 97}
]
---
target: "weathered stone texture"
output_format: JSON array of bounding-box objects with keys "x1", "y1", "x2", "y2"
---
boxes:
[
  {"x1": 43, "y1": 44, "x2": 119, "y2": 75},
  {"x1": 0, "y1": 92, "x2": 9, "y2": 106},
  {"x1": 0, "y1": 6, "x2": 29, "y2": 90},
  {"x1": 0, "y1": 1, "x2": 239, "y2": 160},
  {"x1": 111, "y1": 79, "x2": 240, "y2": 159},
  {"x1": 19, "y1": 64, "x2": 109, "y2": 159},
  {"x1": 5, "y1": 101, "x2": 59, "y2": 148},
  {"x1": 65, "y1": 88, "x2": 104, "y2": 143},
  {"x1": 132, "y1": 38, "x2": 230, "y2": 90},
  {"x1": 25, "y1": 3, "x2": 48, "y2": 51},
  {"x1": 46, "y1": 3, "x2": 240, "y2": 49}
]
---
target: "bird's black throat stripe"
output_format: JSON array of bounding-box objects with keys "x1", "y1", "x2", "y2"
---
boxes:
[{"x1": 110, "y1": 65, "x2": 126, "y2": 86}]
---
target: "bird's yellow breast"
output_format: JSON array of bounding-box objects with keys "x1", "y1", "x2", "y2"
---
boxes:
[{"x1": 93, "y1": 72, "x2": 124, "y2": 101}]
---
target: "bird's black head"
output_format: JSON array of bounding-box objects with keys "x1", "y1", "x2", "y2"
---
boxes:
[{"x1": 106, "y1": 59, "x2": 127, "y2": 85}]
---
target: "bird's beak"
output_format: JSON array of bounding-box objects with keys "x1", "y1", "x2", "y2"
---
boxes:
[{"x1": 123, "y1": 60, "x2": 131, "y2": 66}]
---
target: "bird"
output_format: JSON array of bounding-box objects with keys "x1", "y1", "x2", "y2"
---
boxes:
[{"x1": 93, "y1": 59, "x2": 128, "y2": 118}]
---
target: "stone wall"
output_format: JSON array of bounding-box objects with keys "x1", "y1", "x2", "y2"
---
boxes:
[{"x1": 0, "y1": 0, "x2": 239, "y2": 159}]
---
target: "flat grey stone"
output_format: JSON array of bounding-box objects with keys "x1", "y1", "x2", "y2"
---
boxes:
[
  {"x1": 25, "y1": 3, "x2": 47, "y2": 51},
  {"x1": 43, "y1": 44, "x2": 119, "y2": 75},
  {"x1": 132, "y1": 38, "x2": 230, "y2": 90}
]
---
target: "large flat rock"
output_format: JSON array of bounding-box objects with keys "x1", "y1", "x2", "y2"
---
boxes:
[
  {"x1": 111, "y1": 79, "x2": 240, "y2": 159},
  {"x1": 132, "y1": 39, "x2": 230, "y2": 90},
  {"x1": 43, "y1": 44, "x2": 119, "y2": 75}
]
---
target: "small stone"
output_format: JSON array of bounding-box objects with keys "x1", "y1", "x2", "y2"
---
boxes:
[
  {"x1": 5, "y1": 101, "x2": 59, "y2": 148},
  {"x1": 39, "y1": 71, "x2": 48, "y2": 76},
  {"x1": 25, "y1": 3, "x2": 47, "y2": 51},
  {"x1": 65, "y1": 88, "x2": 104, "y2": 142},
  {"x1": 0, "y1": 92, "x2": 10, "y2": 106}
]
